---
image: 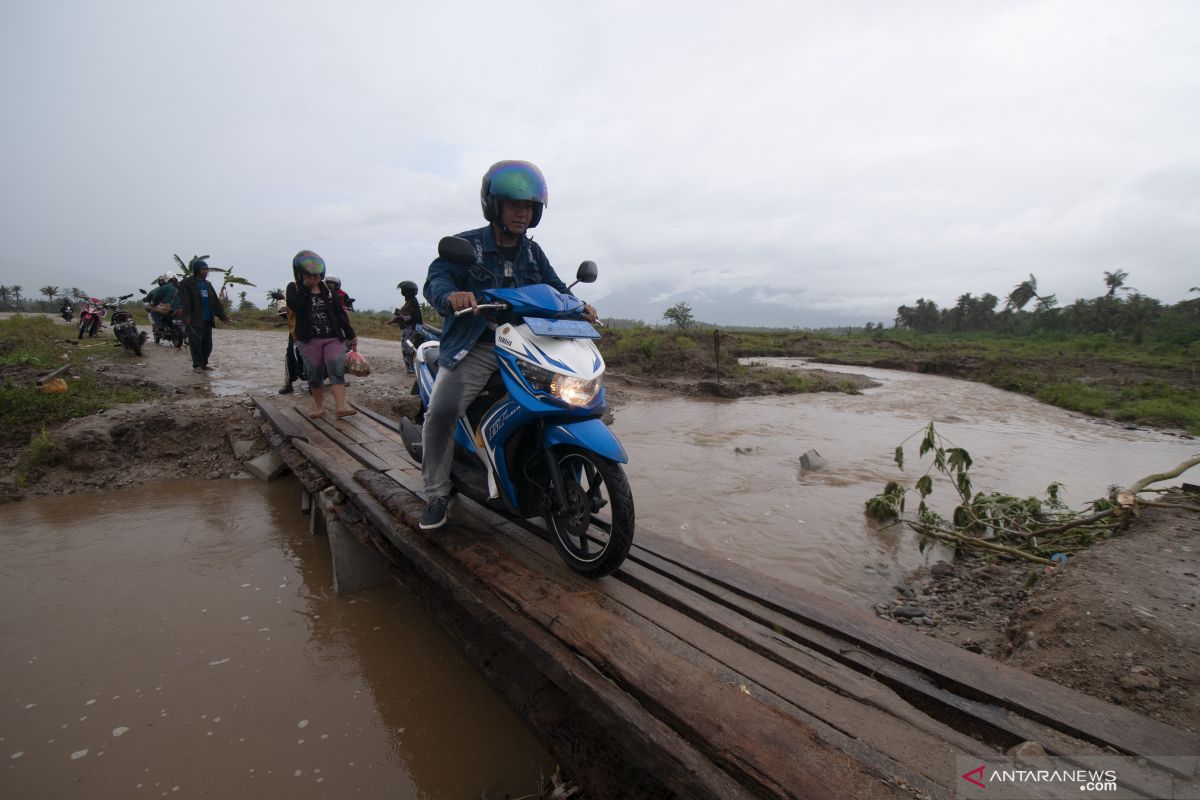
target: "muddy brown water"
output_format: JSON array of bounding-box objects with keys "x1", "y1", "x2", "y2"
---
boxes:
[
  {"x1": 611, "y1": 357, "x2": 1200, "y2": 608},
  {"x1": 0, "y1": 478, "x2": 553, "y2": 799}
]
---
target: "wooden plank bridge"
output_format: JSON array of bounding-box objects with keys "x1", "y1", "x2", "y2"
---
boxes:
[{"x1": 253, "y1": 395, "x2": 1199, "y2": 799}]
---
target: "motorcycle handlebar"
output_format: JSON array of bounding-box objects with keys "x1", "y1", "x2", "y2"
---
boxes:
[{"x1": 453, "y1": 302, "x2": 509, "y2": 317}]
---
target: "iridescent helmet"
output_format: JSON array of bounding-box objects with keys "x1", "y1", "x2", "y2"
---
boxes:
[
  {"x1": 480, "y1": 160, "x2": 547, "y2": 228},
  {"x1": 398, "y1": 280, "x2": 418, "y2": 297},
  {"x1": 292, "y1": 250, "x2": 326, "y2": 283}
]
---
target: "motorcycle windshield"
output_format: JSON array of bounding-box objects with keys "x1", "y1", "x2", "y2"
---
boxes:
[{"x1": 481, "y1": 285, "x2": 584, "y2": 319}]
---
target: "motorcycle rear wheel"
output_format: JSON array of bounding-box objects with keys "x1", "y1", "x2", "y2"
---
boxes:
[{"x1": 545, "y1": 446, "x2": 635, "y2": 577}]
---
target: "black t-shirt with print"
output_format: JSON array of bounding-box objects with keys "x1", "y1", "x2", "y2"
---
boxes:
[{"x1": 308, "y1": 292, "x2": 336, "y2": 338}]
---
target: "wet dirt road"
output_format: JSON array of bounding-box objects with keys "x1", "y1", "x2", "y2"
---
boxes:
[{"x1": 0, "y1": 478, "x2": 552, "y2": 799}]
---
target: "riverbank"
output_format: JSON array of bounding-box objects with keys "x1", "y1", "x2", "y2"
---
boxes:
[{"x1": 2, "y1": 319, "x2": 1197, "y2": 741}]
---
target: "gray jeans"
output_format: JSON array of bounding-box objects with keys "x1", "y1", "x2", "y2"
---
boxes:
[{"x1": 421, "y1": 341, "x2": 497, "y2": 499}]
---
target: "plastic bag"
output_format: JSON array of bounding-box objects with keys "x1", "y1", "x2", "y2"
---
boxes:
[{"x1": 344, "y1": 349, "x2": 371, "y2": 377}]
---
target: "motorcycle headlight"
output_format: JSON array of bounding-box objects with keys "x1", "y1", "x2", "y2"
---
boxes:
[{"x1": 518, "y1": 361, "x2": 602, "y2": 407}]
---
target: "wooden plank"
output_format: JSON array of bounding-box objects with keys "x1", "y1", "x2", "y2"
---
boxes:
[
  {"x1": 455, "y1": 508, "x2": 978, "y2": 797},
  {"x1": 320, "y1": 413, "x2": 375, "y2": 444},
  {"x1": 341, "y1": 412, "x2": 389, "y2": 442},
  {"x1": 308, "y1": 417, "x2": 393, "y2": 472},
  {"x1": 261, "y1": 426, "x2": 331, "y2": 493},
  {"x1": 627, "y1": 534, "x2": 1200, "y2": 764},
  {"x1": 350, "y1": 401, "x2": 402, "y2": 432},
  {"x1": 253, "y1": 396, "x2": 310, "y2": 442},
  {"x1": 288, "y1": 418, "x2": 373, "y2": 479},
  {"x1": 427, "y1": 528, "x2": 911, "y2": 798},
  {"x1": 343, "y1": 470, "x2": 766, "y2": 799},
  {"x1": 361, "y1": 440, "x2": 409, "y2": 466}
]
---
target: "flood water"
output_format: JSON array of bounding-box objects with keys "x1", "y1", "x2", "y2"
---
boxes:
[
  {"x1": 612, "y1": 358, "x2": 1200, "y2": 608},
  {"x1": 0, "y1": 478, "x2": 553, "y2": 799}
]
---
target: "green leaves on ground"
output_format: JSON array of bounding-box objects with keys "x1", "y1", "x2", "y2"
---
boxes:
[{"x1": 866, "y1": 422, "x2": 1129, "y2": 564}]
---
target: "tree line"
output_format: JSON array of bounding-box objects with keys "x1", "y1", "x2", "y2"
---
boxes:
[{"x1": 890, "y1": 271, "x2": 1200, "y2": 345}]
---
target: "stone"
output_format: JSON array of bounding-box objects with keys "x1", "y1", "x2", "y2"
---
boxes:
[
  {"x1": 227, "y1": 435, "x2": 257, "y2": 460},
  {"x1": 799, "y1": 449, "x2": 827, "y2": 471},
  {"x1": 1119, "y1": 673, "x2": 1161, "y2": 691},
  {"x1": 245, "y1": 450, "x2": 287, "y2": 481},
  {"x1": 1006, "y1": 741, "x2": 1047, "y2": 763},
  {"x1": 892, "y1": 606, "x2": 927, "y2": 619}
]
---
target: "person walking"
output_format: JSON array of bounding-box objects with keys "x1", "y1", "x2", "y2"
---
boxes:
[
  {"x1": 286, "y1": 250, "x2": 358, "y2": 418},
  {"x1": 417, "y1": 160, "x2": 596, "y2": 530},
  {"x1": 177, "y1": 258, "x2": 232, "y2": 372}
]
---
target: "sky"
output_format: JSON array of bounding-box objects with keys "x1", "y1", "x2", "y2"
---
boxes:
[{"x1": 1, "y1": 0, "x2": 1197, "y2": 327}]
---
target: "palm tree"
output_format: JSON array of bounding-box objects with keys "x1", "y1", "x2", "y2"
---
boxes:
[
  {"x1": 1103, "y1": 269, "x2": 1130, "y2": 299},
  {"x1": 1006, "y1": 274, "x2": 1045, "y2": 311},
  {"x1": 10, "y1": 285, "x2": 22, "y2": 306},
  {"x1": 0, "y1": 286, "x2": 10, "y2": 309},
  {"x1": 40, "y1": 285, "x2": 60, "y2": 302}
]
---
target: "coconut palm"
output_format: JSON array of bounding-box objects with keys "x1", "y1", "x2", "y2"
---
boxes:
[
  {"x1": 1103, "y1": 269, "x2": 1131, "y2": 299},
  {"x1": 0, "y1": 286, "x2": 10, "y2": 309},
  {"x1": 40, "y1": 285, "x2": 60, "y2": 302}
]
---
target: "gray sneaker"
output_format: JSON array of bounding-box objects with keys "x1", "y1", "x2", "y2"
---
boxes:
[{"x1": 418, "y1": 496, "x2": 452, "y2": 531}]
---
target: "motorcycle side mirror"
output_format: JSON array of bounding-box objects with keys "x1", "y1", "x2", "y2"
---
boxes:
[
  {"x1": 567, "y1": 260, "x2": 598, "y2": 290},
  {"x1": 575, "y1": 261, "x2": 597, "y2": 284},
  {"x1": 437, "y1": 236, "x2": 476, "y2": 266}
]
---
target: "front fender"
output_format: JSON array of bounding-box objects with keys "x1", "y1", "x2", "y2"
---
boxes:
[{"x1": 543, "y1": 418, "x2": 628, "y2": 464}]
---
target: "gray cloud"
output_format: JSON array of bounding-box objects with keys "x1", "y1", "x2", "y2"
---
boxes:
[{"x1": 2, "y1": 1, "x2": 1197, "y2": 324}]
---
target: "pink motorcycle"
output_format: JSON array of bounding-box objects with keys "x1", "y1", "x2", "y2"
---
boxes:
[{"x1": 77, "y1": 296, "x2": 108, "y2": 339}]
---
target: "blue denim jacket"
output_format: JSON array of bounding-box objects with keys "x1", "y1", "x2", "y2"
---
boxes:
[{"x1": 424, "y1": 225, "x2": 570, "y2": 368}]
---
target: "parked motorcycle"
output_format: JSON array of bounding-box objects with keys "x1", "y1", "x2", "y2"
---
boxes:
[
  {"x1": 106, "y1": 294, "x2": 146, "y2": 356},
  {"x1": 398, "y1": 236, "x2": 634, "y2": 577},
  {"x1": 145, "y1": 304, "x2": 185, "y2": 348},
  {"x1": 76, "y1": 295, "x2": 107, "y2": 339}
]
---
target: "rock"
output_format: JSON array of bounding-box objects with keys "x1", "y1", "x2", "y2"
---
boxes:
[
  {"x1": 798, "y1": 449, "x2": 826, "y2": 471},
  {"x1": 1007, "y1": 741, "x2": 1047, "y2": 762},
  {"x1": 1119, "y1": 673, "x2": 1161, "y2": 691},
  {"x1": 245, "y1": 450, "x2": 288, "y2": 481},
  {"x1": 227, "y1": 436, "x2": 258, "y2": 460},
  {"x1": 930, "y1": 561, "x2": 957, "y2": 579},
  {"x1": 892, "y1": 606, "x2": 927, "y2": 619}
]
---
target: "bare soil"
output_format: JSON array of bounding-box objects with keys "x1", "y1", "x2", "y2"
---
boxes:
[{"x1": 3, "y1": 324, "x2": 1198, "y2": 737}]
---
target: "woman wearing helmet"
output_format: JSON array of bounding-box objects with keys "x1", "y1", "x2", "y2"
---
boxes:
[
  {"x1": 285, "y1": 250, "x2": 358, "y2": 417},
  {"x1": 415, "y1": 160, "x2": 597, "y2": 531}
]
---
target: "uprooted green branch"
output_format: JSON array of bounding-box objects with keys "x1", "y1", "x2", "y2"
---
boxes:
[{"x1": 865, "y1": 422, "x2": 1198, "y2": 564}]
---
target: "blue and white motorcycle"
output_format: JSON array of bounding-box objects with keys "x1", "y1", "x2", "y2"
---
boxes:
[{"x1": 399, "y1": 236, "x2": 634, "y2": 577}]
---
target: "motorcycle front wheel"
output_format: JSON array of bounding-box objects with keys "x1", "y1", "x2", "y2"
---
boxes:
[{"x1": 545, "y1": 446, "x2": 635, "y2": 578}]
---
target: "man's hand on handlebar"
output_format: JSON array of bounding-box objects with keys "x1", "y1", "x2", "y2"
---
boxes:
[
  {"x1": 582, "y1": 303, "x2": 598, "y2": 323},
  {"x1": 447, "y1": 291, "x2": 479, "y2": 314}
]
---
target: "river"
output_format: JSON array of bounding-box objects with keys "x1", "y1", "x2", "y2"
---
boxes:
[
  {"x1": 611, "y1": 357, "x2": 1198, "y2": 608},
  {"x1": 0, "y1": 479, "x2": 553, "y2": 799}
]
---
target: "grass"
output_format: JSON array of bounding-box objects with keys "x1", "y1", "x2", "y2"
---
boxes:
[
  {"x1": 0, "y1": 315, "x2": 158, "y2": 453},
  {"x1": 600, "y1": 325, "x2": 1200, "y2": 434}
]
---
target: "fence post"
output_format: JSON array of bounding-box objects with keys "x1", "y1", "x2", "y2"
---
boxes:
[{"x1": 713, "y1": 329, "x2": 721, "y2": 383}]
